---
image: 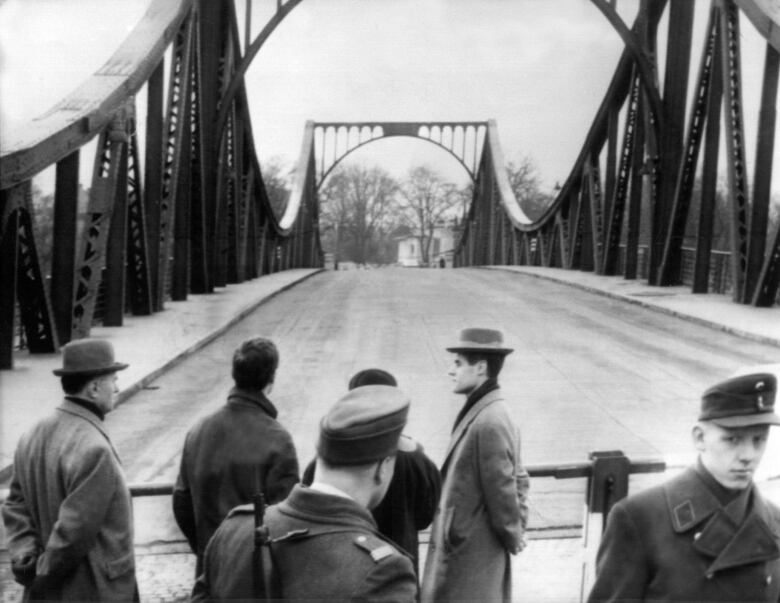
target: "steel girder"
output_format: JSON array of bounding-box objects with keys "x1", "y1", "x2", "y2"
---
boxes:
[
  {"x1": 312, "y1": 122, "x2": 489, "y2": 188},
  {"x1": 0, "y1": 0, "x2": 320, "y2": 369},
  {"x1": 455, "y1": 0, "x2": 780, "y2": 307}
]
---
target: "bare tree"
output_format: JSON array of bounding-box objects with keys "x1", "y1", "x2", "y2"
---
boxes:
[
  {"x1": 260, "y1": 156, "x2": 294, "y2": 218},
  {"x1": 397, "y1": 166, "x2": 460, "y2": 266},
  {"x1": 506, "y1": 155, "x2": 553, "y2": 221},
  {"x1": 319, "y1": 163, "x2": 399, "y2": 264}
]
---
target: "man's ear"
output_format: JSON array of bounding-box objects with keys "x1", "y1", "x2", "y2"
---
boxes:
[
  {"x1": 692, "y1": 424, "x2": 706, "y2": 452},
  {"x1": 477, "y1": 359, "x2": 488, "y2": 377}
]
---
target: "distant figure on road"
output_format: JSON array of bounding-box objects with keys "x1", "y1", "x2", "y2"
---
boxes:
[
  {"x1": 588, "y1": 372, "x2": 780, "y2": 602},
  {"x1": 173, "y1": 336, "x2": 299, "y2": 574},
  {"x1": 192, "y1": 385, "x2": 417, "y2": 601},
  {"x1": 2, "y1": 339, "x2": 138, "y2": 601},
  {"x1": 421, "y1": 328, "x2": 530, "y2": 602},
  {"x1": 301, "y1": 368, "x2": 442, "y2": 573}
]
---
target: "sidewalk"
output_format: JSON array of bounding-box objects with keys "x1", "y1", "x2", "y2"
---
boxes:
[
  {"x1": 0, "y1": 268, "x2": 322, "y2": 479},
  {"x1": 483, "y1": 265, "x2": 780, "y2": 348}
]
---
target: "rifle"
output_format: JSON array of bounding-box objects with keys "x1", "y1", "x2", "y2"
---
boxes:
[{"x1": 253, "y1": 492, "x2": 274, "y2": 600}]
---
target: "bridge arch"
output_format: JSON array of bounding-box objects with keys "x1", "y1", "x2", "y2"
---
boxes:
[{"x1": 311, "y1": 122, "x2": 487, "y2": 189}]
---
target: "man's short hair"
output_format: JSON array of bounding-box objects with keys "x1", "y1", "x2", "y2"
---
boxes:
[
  {"x1": 61, "y1": 374, "x2": 95, "y2": 395},
  {"x1": 348, "y1": 368, "x2": 397, "y2": 390},
  {"x1": 232, "y1": 337, "x2": 279, "y2": 390},
  {"x1": 461, "y1": 352, "x2": 505, "y2": 380}
]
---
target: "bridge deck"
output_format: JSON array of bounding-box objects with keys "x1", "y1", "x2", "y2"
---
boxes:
[{"x1": 1, "y1": 266, "x2": 779, "y2": 602}]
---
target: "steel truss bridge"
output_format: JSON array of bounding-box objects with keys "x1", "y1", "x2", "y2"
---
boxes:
[{"x1": 1, "y1": 0, "x2": 779, "y2": 369}]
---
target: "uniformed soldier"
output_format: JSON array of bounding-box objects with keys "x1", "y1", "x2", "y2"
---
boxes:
[
  {"x1": 191, "y1": 385, "x2": 417, "y2": 601},
  {"x1": 588, "y1": 372, "x2": 780, "y2": 602}
]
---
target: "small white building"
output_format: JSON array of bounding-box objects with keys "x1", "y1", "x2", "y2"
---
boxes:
[{"x1": 396, "y1": 221, "x2": 456, "y2": 267}]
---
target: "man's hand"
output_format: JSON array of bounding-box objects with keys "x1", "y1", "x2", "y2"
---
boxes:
[{"x1": 11, "y1": 554, "x2": 37, "y2": 587}]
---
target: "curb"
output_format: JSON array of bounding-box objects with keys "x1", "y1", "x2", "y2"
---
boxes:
[
  {"x1": 114, "y1": 269, "x2": 324, "y2": 408},
  {"x1": 481, "y1": 266, "x2": 780, "y2": 349},
  {"x1": 0, "y1": 269, "x2": 324, "y2": 486}
]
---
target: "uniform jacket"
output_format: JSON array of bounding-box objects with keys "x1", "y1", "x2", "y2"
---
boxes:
[
  {"x1": 588, "y1": 465, "x2": 780, "y2": 602},
  {"x1": 302, "y1": 436, "x2": 441, "y2": 573},
  {"x1": 191, "y1": 485, "x2": 418, "y2": 601},
  {"x1": 421, "y1": 388, "x2": 529, "y2": 602},
  {"x1": 1, "y1": 400, "x2": 137, "y2": 602},
  {"x1": 173, "y1": 387, "x2": 299, "y2": 570}
]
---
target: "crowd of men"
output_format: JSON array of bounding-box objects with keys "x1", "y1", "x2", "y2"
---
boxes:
[{"x1": 2, "y1": 328, "x2": 780, "y2": 601}]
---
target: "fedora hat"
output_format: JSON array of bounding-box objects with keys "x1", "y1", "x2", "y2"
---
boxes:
[
  {"x1": 446, "y1": 328, "x2": 513, "y2": 356},
  {"x1": 52, "y1": 339, "x2": 129, "y2": 377}
]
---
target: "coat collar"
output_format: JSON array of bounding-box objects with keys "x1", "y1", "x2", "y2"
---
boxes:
[
  {"x1": 227, "y1": 387, "x2": 278, "y2": 419},
  {"x1": 57, "y1": 399, "x2": 119, "y2": 459},
  {"x1": 442, "y1": 388, "x2": 503, "y2": 471},
  {"x1": 664, "y1": 466, "x2": 780, "y2": 574}
]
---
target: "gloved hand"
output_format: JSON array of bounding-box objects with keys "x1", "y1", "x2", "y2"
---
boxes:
[{"x1": 10, "y1": 554, "x2": 37, "y2": 587}]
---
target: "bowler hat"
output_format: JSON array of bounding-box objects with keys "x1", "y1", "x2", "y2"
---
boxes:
[
  {"x1": 317, "y1": 385, "x2": 409, "y2": 465},
  {"x1": 699, "y1": 372, "x2": 780, "y2": 428},
  {"x1": 52, "y1": 339, "x2": 129, "y2": 377},
  {"x1": 446, "y1": 328, "x2": 513, "y2": 356}
]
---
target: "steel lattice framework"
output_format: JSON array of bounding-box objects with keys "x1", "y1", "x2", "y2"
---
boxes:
[
  {"x1": 1, "y1": 0, "x2": 779, "y2": 371},
  {"x1": 0, "y1": 0, "x2": 318, "y2": 369},
  {"x1": 456, "y1": 0, "x2": 780, "y2": 311}
]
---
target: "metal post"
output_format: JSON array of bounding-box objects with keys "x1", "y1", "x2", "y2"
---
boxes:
[{"x1": 581, "y1": 451, "x2": 630, "y2": 601}]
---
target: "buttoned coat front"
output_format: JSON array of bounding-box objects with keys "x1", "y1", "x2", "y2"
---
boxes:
[
  {"x1": 588, "y1": 466, "x2": 780, "y2": 602},
  {"x1": 421, "y1": 388, "x2": 529, "y2": 602},
  {"x1": 2, "y1": 400, "x2": 136, "y2": 601}
]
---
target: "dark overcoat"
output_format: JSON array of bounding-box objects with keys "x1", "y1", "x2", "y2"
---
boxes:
[
  {"x1": 588, "y1": 466, "x2": 780, "y2": 602},
  {"x1": 2, "y1": 400, "x2": 137, "y2": 601},
  {"x1": 421, "y1": 388, "x2": 530, "y2": 602},
  {"x1": 172, "y1": 387, "x2": 299, "y2": 569},
  {"x1": 191, "y1": 485, "x2": 417, "y2": 601}
]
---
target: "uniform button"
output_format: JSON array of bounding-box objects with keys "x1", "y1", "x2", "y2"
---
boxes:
[
  {"x1": 357, "y1": 536, "x2": 366, "y2": 543},
  {"x1": 706, "y1": 573, "x2": 713, "y2": 580},
  {"x1": 767, "y1": 575, "x2": 772, "y2": 586},
  {"x1": 693, "y1": 532, "x2": 701, "y2": 541}
]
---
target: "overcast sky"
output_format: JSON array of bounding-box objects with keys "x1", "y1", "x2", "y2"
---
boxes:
[{"x1": 1, "y1": 0, "x2": 777, "y2": 194}]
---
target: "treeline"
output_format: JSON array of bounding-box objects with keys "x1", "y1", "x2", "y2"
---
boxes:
[{"x1": 263, "y1": 155, "x2": 555, "y2": 266}]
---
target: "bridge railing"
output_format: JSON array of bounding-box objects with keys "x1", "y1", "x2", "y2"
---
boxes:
[
  {"x1": 456, "y1": 0, "x2": 780, "y2": 308},
  {"x1": 117, "y1": 450, "x2": 664, "y2": 602},
  {"x1": 0, "y1": 0, "x2": 321, "y2": 370}
]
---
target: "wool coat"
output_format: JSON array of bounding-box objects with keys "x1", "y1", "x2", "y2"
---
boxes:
[
  {"x1": 172, "y1": 387, "x2": 299, "y2": 571},
  {"x1": 588, "y1": 466, "x2": 780, "y2": 602},
  {"x1": 191, "y1": 485, "x2": 418, "y2": 601},
  {"x1": 2, "y1": 400, "x2": 137, "y2": 602},
  {"x1": 421, "y1": 388, "x2": 529, "y2": 602}
]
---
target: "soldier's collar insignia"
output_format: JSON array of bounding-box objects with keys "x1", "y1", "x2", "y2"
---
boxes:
[{"x1": 674, "y1": 500, "x2": 696, "y2": 531}]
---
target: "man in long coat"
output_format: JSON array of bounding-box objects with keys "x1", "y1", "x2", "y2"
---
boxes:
[
  {"x1": 2, "y1": 339, "x2": 137, "y2": 601},
  {"x1": 588, "y1": 372, "x2": 780, "y2": 602},
  {"x1": 192, "y1": 385, "x2": 417, "y2": 601},
  {"x1": 173, "y1": 336, "x2": 299, "y2": 574},
  {"x1": 422, "y1": 328, "x2": 530, "y2": 602}
]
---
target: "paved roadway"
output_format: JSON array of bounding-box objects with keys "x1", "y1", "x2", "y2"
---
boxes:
[{"x1": 100, "y1": 267, "x2": 779, "y2": 542}]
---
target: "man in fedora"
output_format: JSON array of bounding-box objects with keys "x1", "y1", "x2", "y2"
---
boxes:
[
  {"x1": 192, "y1": 385, "x2": 417, "y2": 601},
  {"x1": 2, "y1": 338, "x2": 138, "y2": 601},
  {"x1": 588, "y1": 373, "x2": 780, "y2": 602},
  {"x1": 421, "y1": 328, "x2": 529, "y2": 602}
]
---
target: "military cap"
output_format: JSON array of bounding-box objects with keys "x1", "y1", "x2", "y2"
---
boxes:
[
  {"x1": 317, "y1": 385, "x2": 409, "y2": 465},
  {"x1": 699, "y1": 372, "x2": 780, "y2": 428},
  {"x1": 446, "y1": 327, "x2": 513, "y2": 356},
  {"x1": 53, "y1": 339, "x2": 129, "y2": 377}
]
